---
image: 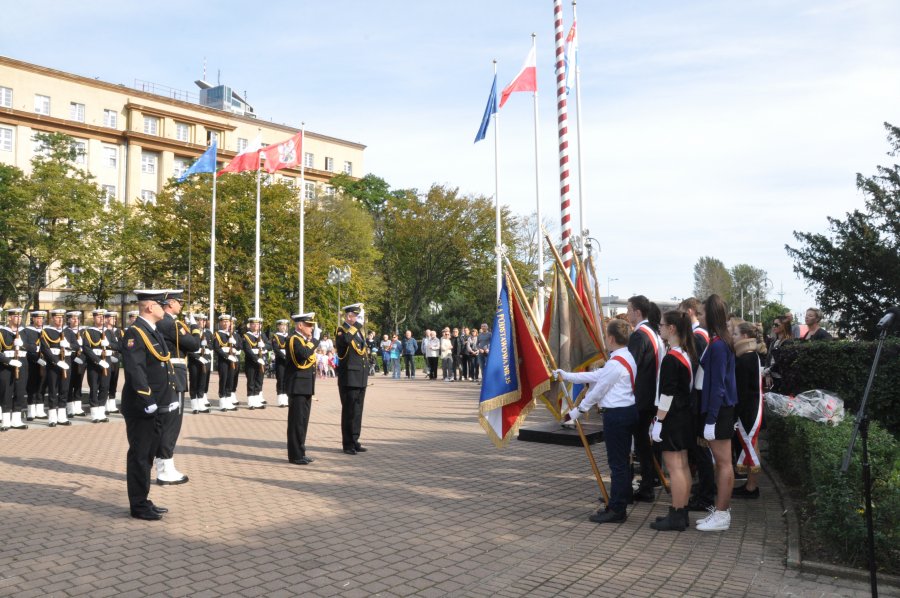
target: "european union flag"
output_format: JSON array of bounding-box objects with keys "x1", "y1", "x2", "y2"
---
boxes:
[
  {"x1": 177, "y1": 141, "x2": 217, "y2": 183},
  {"x1": 474, "y1": 75, "x2": 497, "y2": 143}
]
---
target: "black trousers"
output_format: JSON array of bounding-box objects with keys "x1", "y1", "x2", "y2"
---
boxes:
[
  {"x1": 26, "y1": 360, "x2": 44, "y2": 405},
  {"x1": 125, "y1": 414, "x2": 161, "y2": 511},
  {"x1": 218, "y1": 362, "x2": 235, "y2": 397},
  {"x1": 245, "y1": 364, "x2": 264, "y2": 395},
  {"x1": 403, "y1": 354, "x2": 415, "y2": 377},
  {"x1": 86, "y1": 365, "x2": 110, "y2": 407},
  {"x1": 108, "y1": 359, "x2": 120, "y2": 398},
  {"x1": 468, "y1": 355, "x2": 479, "y2": 380},
  {"x1": 12, "y1": 361, "x2": 28, "y2": 410},
  {"x1": 339, "y1": 385, "x2": 366, "y2": 449},
  {"x1": 458, "y1": 355, "x2": 468, "y2": 379},
  {"x1": 69, "y1": 361, "x2": 85, "y2": 403},
  {"x1": 1, "y1": 368, "x2": 27, "y2": 411},
  {"x1": 231, "y1": 367, "x2": 239, "y2": 394},
  {"x1": 287, "y1": 394, "x2": 312, "y2": 460},
  {"x1": 634, "y1": 408, "x2": 660, "y2": 489},
  {"x1": 275, "y1": 360, "x2": 286, "y2": 394},
  {"x1": 188, "y1": 360, "x2": 209, "y2": 399},
  {"x1": 44, "y1": 365, "x2": 70, "y2": 409},
  {"x1": 156, "y1": 399, "x2": 183, "y2": 460},
  {"x1": 427, "y1": 357, "x2": 438, "y2": 379}
]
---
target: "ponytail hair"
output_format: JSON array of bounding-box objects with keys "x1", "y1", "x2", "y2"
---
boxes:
[
  {"x1": 663, "y1": 309, "x2": 698, "y2": 365},
  {"x1": 703, "y1": 294, "x2": 733, "y2": 351}
]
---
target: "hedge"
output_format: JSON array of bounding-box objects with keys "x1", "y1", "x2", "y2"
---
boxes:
[
  {"x1": 766, "y1": 414, "x2": 900, "y2": 573},
  {"x1": 777, "y1": 339, "x2": 900, "y2": 437}
]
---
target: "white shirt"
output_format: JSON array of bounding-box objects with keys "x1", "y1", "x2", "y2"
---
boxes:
[{"x1": 561, "y1": 347, "x2": 636, "y2": 410}]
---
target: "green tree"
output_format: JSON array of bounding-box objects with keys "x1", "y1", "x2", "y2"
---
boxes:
[
  {"x1": 759, "y1": 300, "x2": 789, "y2": 332},
  {"x1": 330, "y1": 173, "x2": 392, "y2": 216},
  {"x1": 693, "y1": 256, "x2": 733, "y2": 305},
  {"x1": 787, "y1": 122, "x2": 900, "y2": 339},
  {"x1": 730, "y1": 264, "x2": 768, "y2": 319},
  {"x1": 0, "y1": 132, "x2": 107, "y2": 309}
]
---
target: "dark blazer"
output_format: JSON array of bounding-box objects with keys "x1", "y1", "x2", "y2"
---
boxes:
[
  {"x1": 627, "y1": 323, "x2": 662, "y2": 411},
  {"x1": 158, "y1": 313, "x2": 200, "y2": 392},
  {"x1": 121, "y1": 317, "x2": 176, "y2": 418},
  {"x1": 335, "y1": 321, "x2": 369, "y2": 388},
  {"x1": 284, "y1": 330, "x2": 318, "y2": 396}
]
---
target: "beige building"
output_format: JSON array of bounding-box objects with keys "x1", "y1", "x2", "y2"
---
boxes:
[{"x1": 0, "y1": 55, "x2": 365, "y2": 205}]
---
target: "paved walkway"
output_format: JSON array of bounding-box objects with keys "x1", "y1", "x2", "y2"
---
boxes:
[{"x1": 0, "y1": 375, "x2": 893, "y2": 597}]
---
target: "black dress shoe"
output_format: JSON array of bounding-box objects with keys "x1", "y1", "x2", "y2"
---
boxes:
[
  {"x1": 150, "y1": 505, "x2": 169, "y2": 514},
  {"x1": 156, "y1": 475, "x2": 189, "y2": 486},
  {"x1": 130, "y1": 510, "x2": 163, "y2": 521},
  {"x1": 25, "y1": 416, "x2": 34, "y2": 422},
  {"x1": 58, "y1": 420, "x2": 72, "y2": 426},
  {"x1": 290, "y1": 456, "x2": 314, "y2": 465},
  {"x1": 354, "y1": 445, "x2": 367, "y2": 453},
  {"x1": 632, "y1": 488, "x2": 655, "y2": 502},
  {"x1": 48, "y1": 422, "x2": 57, "y2": 427},
  {"x1": 589, "y1": 508, "x2": 627, "y2": 524},
  {"x1": 343, "y1": 448, "x2": 357, "y2": 455},
  {"x1": 11, "y1": 424, "x2": 28, "y2": 430}
]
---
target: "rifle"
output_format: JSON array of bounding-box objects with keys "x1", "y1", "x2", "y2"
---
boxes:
[
  {"x1": 58, "y1": 328, "x2": 67, "y2": 380},
  {"x1": 100, "y1": 323, "x2": 109, "y2": 376},
  {"x1": 13, "y1": 327, "x2": 22, "y2": 380}
]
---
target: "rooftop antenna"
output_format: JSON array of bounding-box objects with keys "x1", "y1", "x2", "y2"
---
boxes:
[
  {"x1": 217, "y1": 69, "x2": 221, "y2": 85},
  {"x1": 202, "y1": 57, "x2": 207, "y2": 81}
]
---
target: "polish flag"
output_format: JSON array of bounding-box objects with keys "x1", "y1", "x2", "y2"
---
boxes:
[
  {"x1": 499, "y1": 46, "x2": 537, "y2": 109},
  {"x1": 261, "y1": 132, "x2": 302, "y2": 174},
  {"x1": 218, "y1": 135, "x2": 261, "y2": 176}
]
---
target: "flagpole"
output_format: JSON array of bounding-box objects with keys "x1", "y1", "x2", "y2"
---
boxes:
[
  {"x1": 209, "y1": 146, "x2": 218, "y2": 333},
  {"x1": 297, "y1": 123, "x2": 306, "y2": 313},
  {"x1": 573, "y1": 1, "x2": 586, "y2": 258},
  {"x1": 531, "y1": 33, "x2": 546, "y2": 326},
  {"x1": 553, "y1": 0, "x2": 574, "y2": 269},
  {"x1": 503, "y1": 257, "x2": 609, "y2": 504},
  {"x1": 255, "y1": 146, "x2": 262, "y2": 320},
  {"x1": 493, "y1": 59, "x2": 502, "y2": 299}
]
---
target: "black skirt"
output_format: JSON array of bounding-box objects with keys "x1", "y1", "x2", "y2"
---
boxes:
[{"x1": 660, "y1": 406, "x2": 694, "y2": 452}]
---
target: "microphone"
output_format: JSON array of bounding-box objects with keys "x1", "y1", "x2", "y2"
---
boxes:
[{"x1": 876, "y1": 307, "x2": 900, "y2": 331}]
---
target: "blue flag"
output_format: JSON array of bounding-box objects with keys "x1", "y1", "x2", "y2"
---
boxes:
[
  {"x1": 177, "y1": 141, "x2": 217, "y2": 183},
  {"x1": 478, "y1": 276, "x2": 521, "y2": 446},
  {"x1": 474, "y1": 75, "x2": 497, "y2": 143}
]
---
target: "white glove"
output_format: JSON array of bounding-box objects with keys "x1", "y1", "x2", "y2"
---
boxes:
[
  {"x1": 566, "y1": 407, "x2": 582, "y2": 422},
  {"x1": 553, "y1": 369, "x2": 566, "y2": 381},
  {"x1": 9, "y1": 359, "x2": 22, "y2": 368},
  {"x1": 37, "y1": 358, "x2": 47, "y2": 367},
  {"x1": 57, "y1": 361, "x2": 70, "y2": 371},
  {"x1": 650, "y1": 418, "x2": 663, "y2": 443},
  {"x1": 144, "y1": 404, "x2": 158, "y2": 414},
  {"x1": 280, "y1": 349, "x2": 286, "y2": 356},
  {"x1": 13, "y1": 338, "x2": 23, "y2": 347},
  {"x1": 100, "y1": 338, "x2": 109, "y2": 347},
  {"x1": 74, "y1": 357, "x2": 84, "y2": 365},
  {"x1": 168, "y1": 401, "x2": 180, "y2": 412},
  {"x1": 703, "y1": 423, "x2": 716, "y2": 441},
  {"x1": 98, "y1": 360, "x2": 110, "y2": 369},
  {"x1": 110, "y1": 356, "x2": 119, "y2": 364},
  {"x1": 201, "y1": 339, "x2": 207, "y2": 347},
  {"x1": 228, "y1": 355, "x2": 238, "y2": 363},
  {"x1": 228, "y1": 338, "x2": 236, "y2": 345},
  {"x1": 60, "y1": 339, "x2": 70, "y2": 349},
  {"x1": 198, "y1": 357, "x2": 208, "y2": 365}
]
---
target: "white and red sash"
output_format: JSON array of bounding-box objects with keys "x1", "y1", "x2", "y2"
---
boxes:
[
  {"x1": 693, "y1": 324, "x2": 709, "y2": 346},
  {"x1": 736, "y1": 353, "x2": 764, "y2": 472},
  {"x1": 667, "y1": 346, "x2": 693, "y2": 390},
  {"x1": 637, "y1": 324, "x2": 660, "y2": 370},
  {"x1": 611, "y1": 355, "x2": 634, "y2": 392}
]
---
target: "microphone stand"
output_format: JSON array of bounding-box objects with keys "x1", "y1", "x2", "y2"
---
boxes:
[{"x1": 841, "y1": 319, "x2": 892, "y2": 598}]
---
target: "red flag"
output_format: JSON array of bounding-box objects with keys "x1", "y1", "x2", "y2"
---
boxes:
[
  {"x1": 218, "y1": 136, "x2": 261, "y2": 176},
  {"x1": 499, "y1": 46, "x2": 537, "y2": 108},
  {"x1": 509, "y1": 274, "x2": 556, "y2": 420},
  {"x1": 261, "y1": 132, "x2": 302, "y2": 174}
]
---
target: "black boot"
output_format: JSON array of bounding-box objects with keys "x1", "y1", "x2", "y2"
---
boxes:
[{"x1": 650, "y1": 507, "x2": 687, "y2": 531}]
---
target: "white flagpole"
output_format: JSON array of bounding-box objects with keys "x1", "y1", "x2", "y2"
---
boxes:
[
  {"x1": 493, "y1": 59, "x2": 502, "y2": 299},
  {"x1": 299, "y1": 123, "x2": 306, "y2": 313},
  {"x1": 209, "y1": 145, "x2": 218, "y2": 331},
  {"x1": 255, "y1": 145, "x2": 262, "y2": 320},
  {"x1": 573, "y1": 0, "x2": 586, "y2": 257},
  {"x1": 531, "y1": 33, "x2": 545, "y2": 325}
]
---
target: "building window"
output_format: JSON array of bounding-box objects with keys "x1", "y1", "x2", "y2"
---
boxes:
[
  {"x1": 101, "y1": 185, "x2": 116, "y2": 206},
  {"x1": 0, "y1": 127, "x2": 12, "y2": 152},
  {"x1": 64, "y1": 265, "x2": 83, "y2": 288},
  {"x1": 207, "y1": 130, "x2": 219, "y2": 145},
  {"x1": 140, "y1": 190, "x2": 157, "y2": 204},
  {"x1": 0, "y1": 86, "x2": 12, "y2": 108},
  {"x1": 141, "y1": 152, "x2": 158, "y2": 174},
  {"x1": 103, "y1": 109, "x2": 118, "y2": 128},
  {"x1": 103, "y1": 145, "x2": 117, "y2": 168},
  {"x1": 173, "y1": 157, "x2": 189, "y2": 178},
  {"x1": 324, "y1": 157, "x2": 334, "y2": 172},
  {"x1": 324, "y1": 185, "x2": 335, "y2": 196},
  {"x1": 175, "y1": 122, "x2": 190, "y2": 142},
  {"x1": 34, "y1": 94, "x2": 50, "y2": 115},
  {"x1": 343, "y1": 161, "x2": 353, "y2": 175},
  {"x1": 303, "y1": 152, "x2": 314, "y2": 168},
  {"x1": 143, "y1": 115, "x2": 159, "y2": 135},
  {"x1": 304, "y1": 181, "x2": 315, "y2": 200},
  {"x1": 237, "y1": 137, "x2": 249, "y2": 153},
  {"x1": 69, "y1": 102, "x2": 85, "y2": 123},
  {"x1": 73, "y1": 139, "x2": 87, "y2": 165}
]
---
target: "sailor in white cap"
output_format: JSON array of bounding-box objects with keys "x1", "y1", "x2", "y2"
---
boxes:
[
  {"x1": 272, "y1": 319, "x2": 290, "y2": 407},
  {"x1": 1, "y1": 308, "x2": 28, "y2": 430},
  {"x1": 104, "y1": 310, "x2": 123, "y2": 414},
  {"x1": 242, "y1": 316, "x2": 269, "y2": 409},
  {"x1": 213, "y1": 314, "x2": 238, "y2": 411},
  {"x1": 81, "y1": 309, "x2": 112, "y2": 423},
  {"x1": 22, "y1": 310, "x2": 48, "y2": 421},
  {"x1": 65, "y1": 311, "x2": 87, "y2": 417},
  {"x1": 187, "y1": 313, "x2": 212, "y2": 414},
  {"x1": 40, "y1": 309, "x2": 72, "y2": 427}
]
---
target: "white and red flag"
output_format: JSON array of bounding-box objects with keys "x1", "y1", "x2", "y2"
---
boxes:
[
  {"x1": 499, "y1": 46, "x2": 537, "y2": 109},
  {"x1": 218, "y1": 135, "x2": 261, "y2": 176},
  {"x1": 261, "y1": 132, "x2": 302, "y2": 174}
]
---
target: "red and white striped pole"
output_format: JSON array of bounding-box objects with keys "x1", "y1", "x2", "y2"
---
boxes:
[{"x1": 553, "y1": 0, "x2": 574, "y2": 269}]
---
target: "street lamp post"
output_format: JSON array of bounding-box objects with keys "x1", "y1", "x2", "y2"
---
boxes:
[
  {"x1": 607, "y1": 277, "x2": 618, "y2": 299},
  {"x1": 327, "y1": 265, "x2": 351, "y2": 332}
]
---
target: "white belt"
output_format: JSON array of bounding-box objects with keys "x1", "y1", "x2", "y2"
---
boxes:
[
  {"x1": 170, "y1": 357, "x2": 187, "y2": 365},
  {"x1": 253, "y1": 348, "x2": 263, "y2": 354},
  {"x1": 49, "y1": 348, "x2": 60, "y2": 355},
  {"x1": 3, "y1": 350, "x2": 16, "y2": 357}
]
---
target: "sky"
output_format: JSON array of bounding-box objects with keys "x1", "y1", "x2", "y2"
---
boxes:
[{"x1": 3, "y1": 0, "x2": 899, "y2": 318}]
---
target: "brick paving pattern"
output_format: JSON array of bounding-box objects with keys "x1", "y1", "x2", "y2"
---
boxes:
[{"x1": 0, "y1": 375, "x2": 895, "y2": 597}]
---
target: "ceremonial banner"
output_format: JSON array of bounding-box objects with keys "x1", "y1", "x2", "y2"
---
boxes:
[
  {"x1": 177, "y1": 141, "x2": 217, "y2": 182},
  {"x1": 218, "y1": 135, "x2": 261, "y2": 176},
  {"x1": 474, "y1": 74, "x2": 497, "y2": 143},
  {"x1": 499, "y1": 46, "x2": 537, "y2": 108},
  {"x1": 564, "y1": 19, "x2": 578, "y2": 94},
  {"x1": 544, "y1": 261, "x2": 602, "y2": 373},
  {"x1": 261, "y1": 132, "x2": 302, "y2": 174}
]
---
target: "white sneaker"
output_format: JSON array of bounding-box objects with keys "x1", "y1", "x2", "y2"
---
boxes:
[
  {"x1": 696, "y1": 508, "x2": 731, "y2": 532},
  {"x1": 696, "y1": 505, "x2": 717, "y2": 526}
]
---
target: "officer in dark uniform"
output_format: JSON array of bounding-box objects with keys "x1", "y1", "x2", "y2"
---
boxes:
[
  {"x1": 1, "y1": 308, "x2": 29, "y2": 430},
  {"x1": 121, "y1": 290, "x2": 176, "y2": 520},
  {"x1": 285, "y1": 312, "x2": 319, "y2": 464},
  {"x1": 155, "y1": 290, "x2": 200, "y2": 485},
  {"x1": 272, "y1": 319, "x2": 290, "y2": 407},
  {"x1": 188, "y1": 313, "x2": 213, "y2": 414},
  {"x1": 40, "y1": 309, "x2": 73, "y2": 427},
  {"x1": 230, "y1": 316, "x2": 241, "y2": 403},
  {"x1": 22, "y1": 310, "x2": 47, "y2": 421},
  {"x1": 81, "y1": 309, "x2": 112, "y2": 423},
  {"x1": 65, "y1": 311, "x2": 87, "y2": 417},
  {"x1": 104, "y1": 311, "x2": 123, "y2": 414},
  {"x1": 335, "y1": 303, "x2": 369, "y2": 455},
  {"x1": 213, "y1": 314, "x2": 239, "y2": 411}
]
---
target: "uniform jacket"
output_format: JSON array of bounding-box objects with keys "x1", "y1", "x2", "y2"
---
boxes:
[
  {"x1": 81, "y1": 326, "x2": 109, "y2": 368},
  {"x1": 158, "y1": 313, "x2": 201, "y2": 392},
  {"x1": 272, "y1": 332, "x2": 289, "y2": 363},
  {"x1": 627, "y1": 321, "x2": 662, "y2": 411},
  {"x1": 40, "y1": 326, "x2": 70, "y2": 370},
  {"x1": 335, "y1": 320, "x2": 369, "y2": 388},
  {"x1": 213, "y1": 328, "x2": 239, "y2": 369},
  {"x1": 284, "y1": 329, "x2": 318, "y2": 396},
  {"x1": 22, "y1": 326, "x2": 42, "y2": 363},
  {"x1": 242, "y1": 330, "x2": 269, "y2": 371},
  {"x1": 121, "y1": 317, "x2": 176, "y2": 417}
]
